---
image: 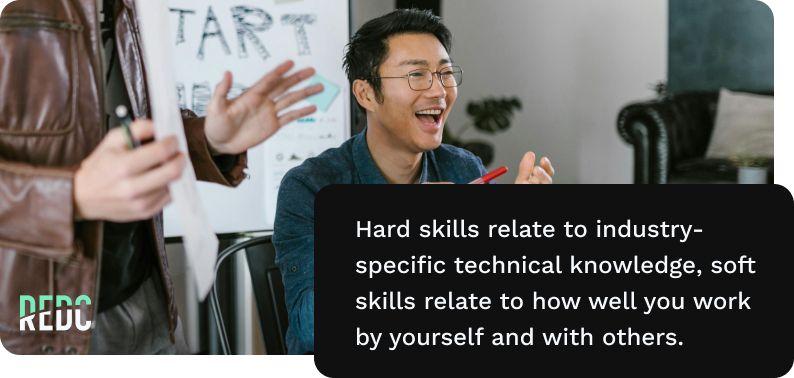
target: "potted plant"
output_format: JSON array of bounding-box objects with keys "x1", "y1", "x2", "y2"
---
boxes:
[{"x1": 442, "y1": 96, "x2": 522, "y2": 166}]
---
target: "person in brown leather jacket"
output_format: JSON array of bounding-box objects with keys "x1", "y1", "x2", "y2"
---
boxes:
[{"x1": 0, "y1": 0, "x2": 322, "y2": 354}]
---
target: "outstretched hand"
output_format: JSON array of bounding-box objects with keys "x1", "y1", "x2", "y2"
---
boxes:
[{"x1": 204, "y1": 60, "x2": 324, "y2": 155}]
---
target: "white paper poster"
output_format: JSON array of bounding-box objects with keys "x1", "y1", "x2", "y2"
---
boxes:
[
  {"x1": 163, "y1": 0, "x2": 351, "y2": 237},
  {"x1": 135, "y1": 0, "x2": 219, "y2": 300}
]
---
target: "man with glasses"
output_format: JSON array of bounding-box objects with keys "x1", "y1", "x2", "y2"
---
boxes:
[{"x1": 272, "y1": 8, "x2": 555, "y2": 354}]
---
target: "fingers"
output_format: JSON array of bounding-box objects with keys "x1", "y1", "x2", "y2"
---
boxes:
[
  {"x1": 130, "y1": 119, "x2": 155, "y2": 141},
  {"x1": 275, "y1": 83, "x2": 324, "y2": 112},
  {"x1": 268, "y1": 67, "x2": 317, "y2": 100},
  {"x1": 278, "y1": 105, "x2": 318, "y2": 127},
  {"x1": 540, "y1": 156, "x2": 555, "y2": 177},
  {"x1": 128, "y1": 187, "x2": 172, "y2": 220},
  {"x1": 126, "y1": 153, "x2": 186, "y2": 196},
  {"x1": 149, "y1": 190, "x2": 174, "y2": 215},
  {"x1": 102, "y1": 120, "x2": 155, "y2": 150},
  {"x1": 249, "y1": 60, "x2": 296, "y2": 95},
  {"x1": 516, "y1": 152, "x2": 554, "y2": 184},
  {"x1": 210, "y1": 71, "x2": 233, "y2": 106},
  {"x1": 120, "y1": 136, "x2": 180, "y2": 175},
  {"x1": 531, "y1": 165, "x2": 553, "y2": 184},
  {"x1": 515, "y1": 151, "x2": 536, "y2": 183}
]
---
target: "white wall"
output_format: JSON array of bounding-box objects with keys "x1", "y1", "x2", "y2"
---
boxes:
[
  {"x1": 351, "y1": 0, "x2": 395, "y2": 29},
  {"x1": 443, "y1": 0, "x2": 668, "y2": 183}
]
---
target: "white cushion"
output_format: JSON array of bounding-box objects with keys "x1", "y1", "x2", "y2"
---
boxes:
[{"x1": 705, "y1": 88, "x2": 774, "y2": 159}]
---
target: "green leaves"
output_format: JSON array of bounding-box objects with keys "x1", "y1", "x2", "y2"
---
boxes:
[
  {"x1": 443, "y1": 96, "x2": 523, "y2": 166},
  {"x1": 466, "y1": 97, "x2": 522, "y2": 134}
]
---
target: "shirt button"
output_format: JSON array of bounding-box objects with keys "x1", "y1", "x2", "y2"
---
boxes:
[{"x1": 290, "y1": 265, "x2": 298, "y2": 273}]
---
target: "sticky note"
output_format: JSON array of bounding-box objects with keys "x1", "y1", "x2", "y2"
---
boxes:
[{"x1": 305, "y1": 74, "x2": 341, "y2": 112}]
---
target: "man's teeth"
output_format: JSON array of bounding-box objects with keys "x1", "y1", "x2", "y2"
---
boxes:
[{"x1": 416, "y1": 109, "x2": 442, "y2": 115}]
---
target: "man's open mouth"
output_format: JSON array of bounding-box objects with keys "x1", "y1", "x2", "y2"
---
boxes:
[{"x1": 415, "y1": 108, "x2": 443, "y2": 125}]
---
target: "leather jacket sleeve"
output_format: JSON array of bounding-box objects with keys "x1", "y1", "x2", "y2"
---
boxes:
[
  {"x1": 181, "y1": 110, "x2": 248, "y2": 187},
  {"x1": 0, "y1": 161, "x2": 77, "y2": 260}
]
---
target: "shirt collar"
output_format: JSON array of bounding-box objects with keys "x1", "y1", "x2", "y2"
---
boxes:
[{"x1": 352, "y1": 129, "x2": 430, "y2": 184}]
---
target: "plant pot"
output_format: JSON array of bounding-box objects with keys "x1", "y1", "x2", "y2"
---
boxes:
[{"x1": 737, "y1": 166, "x2": 767, "y2": 184}]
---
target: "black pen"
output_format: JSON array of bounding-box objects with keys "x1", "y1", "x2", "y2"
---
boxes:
[{"x1": 115, "y1": 105, "x2": 140, "y2": 149}]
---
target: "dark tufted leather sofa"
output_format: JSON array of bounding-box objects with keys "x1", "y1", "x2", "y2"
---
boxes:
[{"x1": 617, "y1": 91, "x2": 772, "y2": 184}]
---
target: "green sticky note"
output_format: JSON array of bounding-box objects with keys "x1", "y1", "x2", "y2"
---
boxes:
[{"x1": 306, "y1": 74, "x2": 341, "y2": 112}]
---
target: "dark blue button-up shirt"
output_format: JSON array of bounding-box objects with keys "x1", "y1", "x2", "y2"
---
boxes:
[{"x1": 272, "y1": 130, "x2": 486, "y2": 354}]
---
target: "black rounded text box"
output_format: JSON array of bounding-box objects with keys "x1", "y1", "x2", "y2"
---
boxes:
[{"x1": 314, "y1": 185, "x2": 793, "y2": 377}]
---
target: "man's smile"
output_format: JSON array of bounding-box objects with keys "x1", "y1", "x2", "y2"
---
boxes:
[{"x1": 414, "y1": 105, "x2": 446, "y2": 132}]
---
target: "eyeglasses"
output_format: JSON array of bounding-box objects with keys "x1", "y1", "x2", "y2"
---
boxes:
[{"x1": 375, "y1": 66, "x2": 463, "y2": 91}]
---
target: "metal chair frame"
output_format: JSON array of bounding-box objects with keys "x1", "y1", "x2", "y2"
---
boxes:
[{"x1": 209, "y1": 236, "x2": 278, "y2": 355}]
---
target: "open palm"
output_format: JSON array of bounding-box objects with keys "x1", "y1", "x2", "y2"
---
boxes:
[{"x1": 204, "y1": 60, "x2": 323, "y2": 155}]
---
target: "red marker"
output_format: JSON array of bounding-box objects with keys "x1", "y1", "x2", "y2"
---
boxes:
[{"x1": 469, "y1": 166, "x2": 508, "y2": 184}]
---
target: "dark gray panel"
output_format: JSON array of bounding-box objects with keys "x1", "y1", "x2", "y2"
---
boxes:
[{"x1": 668, "y1": 0, "x2": 773, "y2": 93}]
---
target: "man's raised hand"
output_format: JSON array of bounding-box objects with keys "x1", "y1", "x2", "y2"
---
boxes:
[
  {"x1": 515, "y1": 151, "x2": 554, "y2": 184},
  {"x1": 204, "y1": 60, "x2": 324, "y2": 155}
]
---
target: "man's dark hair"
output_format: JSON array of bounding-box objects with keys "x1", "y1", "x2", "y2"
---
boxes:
[{"x1": 343, "y1": 9, "x2": 453, "y2": 109}]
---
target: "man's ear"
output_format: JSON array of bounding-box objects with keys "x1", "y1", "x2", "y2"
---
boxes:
[{"x1": 353, "y1": 79, "x2": 378, "y2": 113}]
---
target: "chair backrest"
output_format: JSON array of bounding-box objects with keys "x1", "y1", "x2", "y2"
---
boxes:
[
  {"x1": 210, "y1": 235, "x2": 289, "y2": 355},
  {"x1": 243, "y1": 236, "x2": 289, "y2": 355},
  {"x1": 659, "y1": 92, "x2": 720, "y2": 164}
]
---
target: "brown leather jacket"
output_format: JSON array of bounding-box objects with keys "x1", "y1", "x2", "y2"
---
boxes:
[{"x1": 0, "y1": 0, "x2": 246, "y2": 354}]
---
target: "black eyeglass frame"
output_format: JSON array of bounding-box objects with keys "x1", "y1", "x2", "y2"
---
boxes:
[{"x1": 373, "y1": 65, "x2": 464, "y2": 91}]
